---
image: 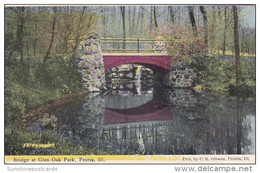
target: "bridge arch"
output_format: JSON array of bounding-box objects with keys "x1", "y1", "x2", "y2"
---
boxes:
[{"x1": 103, "y1": 55, "x2": 171, "y2": 72}]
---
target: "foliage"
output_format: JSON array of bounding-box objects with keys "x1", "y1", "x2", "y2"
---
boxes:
[
  {"x1": 5, "y1": 9, "x2": 98, "y2": 63},
  {"x1": 196, "y1": 58, "x2": 255, "y2": 97},
  {"x1": 156, "y1": 24, "x2": 255, "y2": 98},
  {"x1": 4, "y1": 8, "x2": 101, "y2": 155},
  {"x1": 155, "y1": 25, "x2": 207, "y2": 64},
  {"x1": 5, "y1": 59, "x2": 86, "y2": 155},
  {"x1": 206, "y1": 9, "x2": 234, "y2": 54}
]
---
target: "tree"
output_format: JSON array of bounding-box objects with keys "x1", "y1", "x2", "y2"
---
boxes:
[
  {"x1": 33, "y1": 23, "x2": 38, "y2": 56},
  {"x1": 135, "y1": 7, "x2": 141, "y2": 35},
  {"x1": 168, "y1": 6, "x2": 174, "y2": 24},
  {"x1": 128, "y1": 6, "x2": 132, "y2": 36},
  {"x1": 153, "y1": 6, "x2": 158, "y2": 28},
  {"x1": 43, "y1": 7, "x2": 57, "y2": 63},
  {"x1": 150, "y1": 6, "x2": 153, "y2": 31},
  {"x1": 232, "y1": 6, "x2": 241, "y2": 89},
  {"x1": 101, "y1": 8, "x2": 107, "y2": 37},
  {"x1": 120, "y1": 6, "x2": 126, "y2": 49},
  {"x1": 188, "y1": 6, "x2": 198, "y2": 38},
  {"x1": 140, "y1": 6, "x2": 144, "y2": 34},
  {"x1": 10, "y1": 7, "x2": 27, "y2": 63},
  {"x1": 132, "y1": 6, "x2": 136, "y2": 35},
  {"x1": 222, "y1": 7, "x2": 228, "y2": 55},
  {"x1": 199, "y1": 6, "x2": 208, "y2": 52},
  {"x1": 69, "y1": 7, "x2": 98, "y2": 66}
]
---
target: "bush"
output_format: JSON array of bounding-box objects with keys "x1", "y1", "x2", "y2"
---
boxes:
[
  {"x1": 155, "y1": 25, "x2": 206, "y2": 64},
  {"x1": 156, "y1": 25, "x2": 255, "y2": 97}
]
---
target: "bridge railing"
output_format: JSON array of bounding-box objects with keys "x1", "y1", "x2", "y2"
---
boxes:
[{"x1": 100, "y1": 38, "x2": 167, "y2": 54}]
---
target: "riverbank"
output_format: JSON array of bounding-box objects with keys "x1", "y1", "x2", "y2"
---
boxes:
[{"x1": 5, "y1": 61, "x2": 86, "y2": 155}]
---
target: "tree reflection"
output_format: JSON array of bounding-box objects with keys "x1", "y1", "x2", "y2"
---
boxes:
[{"x1": 52, "y1": 88, "x2": 255, "y2": 155}]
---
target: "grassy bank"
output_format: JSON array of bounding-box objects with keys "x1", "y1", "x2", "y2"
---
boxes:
[
  {"x1": 5, "y1": 125, "x2": 109, "y2": 155},
  {"x1": 4, "y1": 59, "x2": 89, "y2": 155},
  {"x1": 194, "y1": 56, "x2": 255, "y2": 97}
]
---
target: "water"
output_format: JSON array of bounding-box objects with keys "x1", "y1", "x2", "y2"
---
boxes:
[{"x1": 27, "y1": 79, "x2": 255, "y2": 155}]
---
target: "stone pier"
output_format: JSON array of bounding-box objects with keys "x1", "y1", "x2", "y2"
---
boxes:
[{"x1": 77, "y1": 34, "x2": 106, "y2": 92}]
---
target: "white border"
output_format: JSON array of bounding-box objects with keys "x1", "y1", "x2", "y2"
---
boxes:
[{"x1": 1, "y1": 1, "x2": 258, "y2": 173}]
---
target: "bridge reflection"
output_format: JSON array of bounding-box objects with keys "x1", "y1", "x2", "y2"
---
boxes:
[
  {"x1": 104, "y1": 101, "x2": 172, "y2": 125},
  {"x1": 98, "y1": 92, "x2": 175, "y2": 155},
  {"x1": 53, "y1": 87, "x2": 255, "y2": 155}
]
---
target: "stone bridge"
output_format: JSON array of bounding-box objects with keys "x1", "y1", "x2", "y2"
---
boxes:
[
  {"x1": 101, "y1": 37, "x2": 171, "y2": 72},
  {"x1": 77, "y1": 34, "x2": 196, "y2": 92}
]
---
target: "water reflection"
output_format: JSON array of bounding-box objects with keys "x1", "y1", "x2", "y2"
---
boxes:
[{"x1": 28, "y1": 80, "x2": 255, "y2": 155}]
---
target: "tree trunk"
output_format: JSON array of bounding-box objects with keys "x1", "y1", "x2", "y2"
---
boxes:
[
  {"x1": 135, "y1": 7, "x2": 141, "y2": 35},
  {"x1": 181, "y1": 6, "x2": 184, "y2": 24},
  {"x1": 218, "y1": 6, "x2": 222, "y2": 18},
  {"x1": 233, "y1": 6, "x2": 241, "y2": 89},
  {"x1": 197, "y1": 7, "x2": 200, "y2": 26},
  {"x1": 212, "y1": 6, "x2": 216, "y2": 20},
  {"x1": 43, "y1": 16, "x2": 56, "y2": 63},
  {"x1": 120, "y1": 6, "x2": 126, "y2": 49},
  {"x1": 188, "y1": 6, "x2": 198, "y2": 38},
  {"x1": 222, "y1": 7, "x2": 228, "y2": 55},
  {"x1": 18, "y1": 18, "x2": 25, "y2": 63},
  {"x1": 168, "y1": 6, "x2": 174, "y2": 24},
  {"x1": 43, "y1": 8, "x2": 57, "y2": 63},
  {"x1": 153, "y1": 6, "x2": 158, "y2": 28},
  {"x1": 150, "y1": 6, "x2": 153, "y2": 31},
  {"x1": 128, "y1": 7, "x2": 132, "y2": 36},
  {"x1": 199, "y1": 6, "x2": 208, "y2": 52},
  {"x1": 33, "y1": 24, "x2": 38, "y2": 56},
  {"x1": 140, "y1": 7, "x2": 144, "y2": 34},
  {"x1": 15, "y1": 7, "x2": 26, "y2": 63},
  {"x1": 132, "y1": 6, "x2": 136, "y2": 35},
  {"x1": 112, "y1": 7, "x2": 116, "y2": 36},
  {"x1": 101, "y1": 8, "x2": 106, "y2": 37}
]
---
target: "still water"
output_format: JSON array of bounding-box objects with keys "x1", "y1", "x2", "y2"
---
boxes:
[{"x1": 28, "y1": 78, "x2": 255, "y2": 155}]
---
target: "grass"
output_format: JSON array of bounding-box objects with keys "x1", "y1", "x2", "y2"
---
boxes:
[
  {"x1": 5, "y1": 59, "x2": 89, "y2": 155},
  {"x1": 5, "y1": 125, "x2": 109, "y2": 155},
  {"x1": 213, "y1": 50, "x2": 256, "y2": 57}
]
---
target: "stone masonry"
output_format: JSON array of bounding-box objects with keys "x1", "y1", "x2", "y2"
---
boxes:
[
  {"x1": 168, "y1": 60, "x2": 197, "y2": 88},
  {"x1": 77, "y1": 34, "x2": 106, "y2": 92}
]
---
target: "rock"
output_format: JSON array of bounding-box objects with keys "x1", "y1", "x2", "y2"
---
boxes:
[
  {"x1": 125, "y1": 73, "x2": 133, "y2": 79},
  {"x1": 112, "y1": 67, "x2": 117, "y2": 72},
  {"x1": 184, "y1": 74, "x2": 190, "y2": 79},
  {"x1": 40, "y1": 113, "x2": 57, "y2": 129},
  {"x1": 169, "y1": 62, "x2": 197, "y2": 88},
  {"x1": 125, "y1": 83, "x2": 133, "y2": 89},
  {"x1": 194, "y1": 85, "x2": 203, "y2": 92},
  {"x1": 89, "y1": 86, "x2": 100, "y2": 92},
  {"x1": 121, "y1": 65, "x2": 129, "y2": 70}
]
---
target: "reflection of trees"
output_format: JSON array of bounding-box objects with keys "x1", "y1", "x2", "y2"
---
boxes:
[
  {"x1": 56, "y1": 93, "x2": 105, "y2": 148},
  {"x1": 97, "y1": 94, "x2": 255, "y2": 155},
  {"x1": 194, "y1": 97, "x2": 255, "y2": 154},
  {"x1": 55, "y1": 89, "x2": 255, "y2": 155}
]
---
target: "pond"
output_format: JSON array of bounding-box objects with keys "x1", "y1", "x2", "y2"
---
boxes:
[{"x1": 27, "y1": 76, "x2": 255, "y2": 155}]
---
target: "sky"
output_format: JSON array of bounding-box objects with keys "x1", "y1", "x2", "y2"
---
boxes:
[{"x1": 241, "y1": 5, "x2": 255, "y2": 28}]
